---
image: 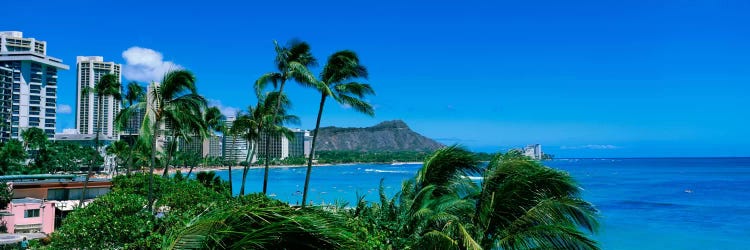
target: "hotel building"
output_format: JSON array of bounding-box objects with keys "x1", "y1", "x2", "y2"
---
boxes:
[
  {"x1": 0, "y1": 31, "x2": 69, "y2": 140},
  {"x1": 75, "y1": 56, "x2": 121, "y2": 139}
]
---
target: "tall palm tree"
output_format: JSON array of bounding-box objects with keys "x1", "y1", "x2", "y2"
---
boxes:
[
  {"x1": 302, "y1": 50, "x2": 375, "y2": 207},
  {"x1": 142, "y1": 69, "x2": 206, "y2": 209},
  {"x1": 234, "y1": 91, "x2": 298, "y2": 196},
  {"x1": 190, "y1": 106, "x2": 224, "y2": 179},
  {"x1": 81, "y1": 73, "x2": 121, "y2": 206},
  {"x1": 105, "y1": 140, "x2": 129, "y2": 175},
  {"x1": 20, "y1": 127, "x2": 48, "y2": 162},
  {"x1": 395, "y1": 146, "x2": 599, "y2": 249},
  {"x1": 161, "y1": 104, "x2": 206, "y2": 178},
  {"x1": 255, "y1": 39, "x2": 319, "y2": 194},
  {"x1": 115, "y1": 81, "x2": 145, "y2": 175}
]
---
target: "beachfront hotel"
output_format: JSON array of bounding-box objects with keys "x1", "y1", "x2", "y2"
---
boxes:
[
  {"x1": 223, "y1": 116, "x2": 249, "y2": 163},
  {"x1": 75, "y1": 56, "x2": 121, "y2": 140},
  {"x1": 0, "y1": 31, "x2": 69, "y2": 141}
]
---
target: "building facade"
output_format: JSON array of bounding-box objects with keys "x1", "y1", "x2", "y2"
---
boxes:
[
  {"x1": 0, "y1": 175, "x2": 112, "y2": 234},
  {"x1": 75, "y1": 56, "x2": 121, "y2": 138},
  {"x1": 288, "y1": 129, "x2": 310, "y2": 158},
  {"x1": 523, "y1": 144, "x2": 543, "y2": 160},
  {"x1": 223, "y1": 116, "x2": 248, "y2": 163},
  {"x1": 205, "y1": 135, "x2": 222, "y2": 158},
  {"x1": 0, "y1": 31, "x2": 70, "y2": 140},
  {"x1": 0, "y1": 66, "x2": 12, "y2": 141}
]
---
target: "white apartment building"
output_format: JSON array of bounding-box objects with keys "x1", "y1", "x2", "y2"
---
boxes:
[
  {"x1": 223, "y1": 116, "x2": 249, "y2": 163},
  {"x1": 523, "y1": 144, "x2": 543, "y2": 160},
  {"x1": 0, "y1": 31, "x2": 69, "y2": 140},
  {"x1": 75, "y1": 56, "x2": 121, "y2": 139}
]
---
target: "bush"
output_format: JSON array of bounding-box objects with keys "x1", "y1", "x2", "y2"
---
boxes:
[{"x1": 50, "y1": 192, "x2": 158, "y2": 249}]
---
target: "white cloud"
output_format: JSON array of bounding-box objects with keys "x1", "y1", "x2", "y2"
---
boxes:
[
  {"x1": 560, "y1": 144, "x2": 620, "y2": 150},
  {"x1": 122, "y1": 47, "x2": 182, "y2": 82},
  {"x1": 208, "y1": 99, "x2": 240, "y2": 118},
  {"x1": 57, "y1": 104, "x2": 72, "y2": 114}
]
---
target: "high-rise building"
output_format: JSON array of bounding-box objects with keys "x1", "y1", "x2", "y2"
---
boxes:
[
  {"x1": 205, "y1": 135, "x2": 222, "y2": 158},
  {"x1": 75, "y1": 56, "x2": 121, "y2": 139},
  {"x1": 146, "y1": 82, "x2": 170, "y2": 152},
  {"x1": 0, "y1": 31, "x2": 69, "y2": 140},
  {"x1": 0, "y1": 66, "x2": 12, "y2": 141},
  {"x1": 258, "y1": 130, "x2": 289, "y2": 160},
  {"x1": 288, "y1": 128, "x2": 309, "y2": 158},
  {"x1": 523, "y1": 144, "x2": 543, "y2": 160},
  {"x1": 223, "y1": 116, "x2": 248, "y2": 163}
]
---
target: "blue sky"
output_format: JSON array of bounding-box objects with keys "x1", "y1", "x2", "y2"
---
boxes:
[{"x1": 3, "y1": 0, "x2": 748, "y2": 157}]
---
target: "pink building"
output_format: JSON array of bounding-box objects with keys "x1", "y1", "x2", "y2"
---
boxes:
[
  {"x1": 2, "y1": 198, "x2": 56, "y2": 234},
  {"x1": 0, "y1": 175, "x2": 112, "y2": 234}
]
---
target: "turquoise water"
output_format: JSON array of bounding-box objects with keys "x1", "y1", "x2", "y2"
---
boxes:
[{"x1": 213, "y1": 158, "x2": 750, "y2": 249}]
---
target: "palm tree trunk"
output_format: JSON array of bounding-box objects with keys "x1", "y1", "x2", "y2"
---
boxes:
[
  {"x1": 228, "y1": 136, "x2": 237, "y2": 195},
  {"x1": 302, "y1": 94, "x2": 327, "y2": 207},
  {"x1": 240, "y1": 139, "x2": 253, "y2": 196},
  {"x1": 148, "y1": 118, "x2": 160, "y2": 211},
  {"x1": 162, "y1": 131, "x2": 177, "y2": 178},
  {"x1": 126, "y1": 150, "x2": 133, "y2": 175},
  {"x1": 80, "y1": 94, "x2": 104, "y2": 206},
  {"x1": 187, "y1": 161, "x2": 196, "y2": 179},
  {"x1": 263, "y1": 80, "x2": 286, "y2": 194}
]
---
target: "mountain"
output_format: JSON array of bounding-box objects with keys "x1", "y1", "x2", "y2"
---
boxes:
[{"x1": 315, "y1": 120, "x2": 444, "y2": 152}]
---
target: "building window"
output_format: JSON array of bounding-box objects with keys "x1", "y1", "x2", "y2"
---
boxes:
[{"x1": 24, "y1": 209, "x2": 40, "y2": 218}]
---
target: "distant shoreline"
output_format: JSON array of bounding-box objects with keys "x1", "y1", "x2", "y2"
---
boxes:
[{"x1": 152, "y1": 161, "x2": 425, "y2": 175}]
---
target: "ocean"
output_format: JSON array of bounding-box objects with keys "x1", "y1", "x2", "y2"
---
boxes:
[{"x1": 213, "y1": 158, "x2": 750, "y2": 249}]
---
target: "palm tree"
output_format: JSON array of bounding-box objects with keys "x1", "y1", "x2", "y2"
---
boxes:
[
  {"x1": 302, "y1": 50, "x2": 375, "y2": 207},
  {"x1": 162, "y1": 195, "x2": 355, "y2": 249},
  {"x1": 393, "y1": 146, "x2": 599, "y2": 249},
  {"x1": 81, "y1": 73, "x2": 121, "y2": 206},
  {"x1": 161, "y1": 103, "x2": 206, "y2": 178},
  {"x1": 255, "y1": 39, "x2": 319, "y2": 194},
  {"x1": 105, "y1": 140, "x2": 130, "y2": 175},
  {"x1": 234, "y1": 91, "x2": 298, "y2": 196},
  {"x1": 115, "y1": 81, "x2": 145, "y2": 175},
  {"x1": 142, "y1": 69, "x2": 206, "y2": 210},
  {"x1": 20, "y1": 127, "x2": 48, "y2": 163},
  {"x1": 191, "y1": 106, "x2": 224, "y2": 180}
]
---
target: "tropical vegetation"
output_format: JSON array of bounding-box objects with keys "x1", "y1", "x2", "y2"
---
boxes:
[
  {"x1": 45, "y1": 147, "x2": 598, "y2": 249},
  {"x1": 0, "y1": 39, "x2": 598, "y2": 249}
]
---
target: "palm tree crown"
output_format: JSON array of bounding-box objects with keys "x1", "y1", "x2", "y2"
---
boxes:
[
  {"x1": 142, "y1": 69, "x2": 207, "y2": 209},
  {"x1": 302, "y1": 50, "x2": 375, "y2": 207}
]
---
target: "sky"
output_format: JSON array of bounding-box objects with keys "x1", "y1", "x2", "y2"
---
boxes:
[{"x1": 2, "y1": 0, "x2": 748, "y2": 157}]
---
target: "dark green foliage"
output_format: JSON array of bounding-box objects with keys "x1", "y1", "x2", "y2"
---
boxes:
[
  {"x1": 0, "y1": 139, "x2": 27, "y2": 175},
  {"x1": 346, "y1": 147, "x2": 599, "y2": 250},
  {"x1": 50, "y1": 192, "x2": 158, "y2": 249},
  {"x1": 316, "y1": 150, "x2": 433, "y2": 164},
  {"x1": 53, "y1": 173, "x2": 226, "y2": 249},
  {"x1": 163, "y1": 194, "x2": 356, "y2": 250},
  {"x1": 196, "y1": 171, "x2": 228, "y2": 194},
  {"x1": 0, "y1": 182, "x2": 12, "y2": 210}
]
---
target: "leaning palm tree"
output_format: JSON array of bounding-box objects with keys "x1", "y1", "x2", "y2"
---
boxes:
[
  {"x1": 234, "y1": 91, "x2": 298, "y2": 196},
  {"x1": 255, "y1": 39, "x2": 319, "y2": 194},
  {"x1": 161, "y1": 104, "x2": 206, "y2": 178},
  {"x1": 230, "y1": 110, "x2": 257, "y2": 197},
  {"x1": 190, "y1": 106, "x2": 224, "y2": 180},
  {"x1": 115, "y1": 81, "x2": 146, "y2": 175},
  {"x1": 302, "y1": 50, "x2": 375, "y2": 207},
  {"x1": 81, "y1": 73, "x2": 121, "y2": 206},
  {"x1": 142, "y1": 69, "x2": 206, "y2": 209},
  {"x1": 396, "y1": 146, "x2": 599, "y2": 249},
  {"x1": 105, "y1": 140, "x2": 130, "y2": 175}
]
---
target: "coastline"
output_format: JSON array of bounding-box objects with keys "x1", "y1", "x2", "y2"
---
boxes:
[{"x1": 150, "y1": 161, "x2": 425, "y2": 176}]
